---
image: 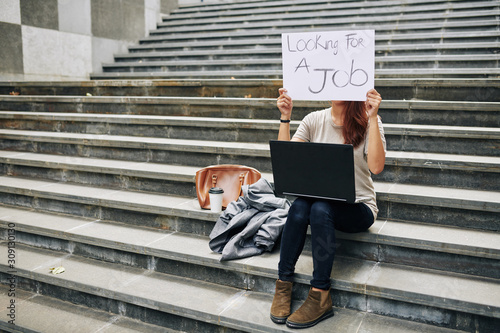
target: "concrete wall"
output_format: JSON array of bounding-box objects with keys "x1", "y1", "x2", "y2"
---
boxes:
[{"x1": 0, "y1": 0, "x2": 178, "y2": 81}]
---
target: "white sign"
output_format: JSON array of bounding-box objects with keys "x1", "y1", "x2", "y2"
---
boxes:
[{"x1": 282, "y1": 30, "x2": 375, "y2": 101}]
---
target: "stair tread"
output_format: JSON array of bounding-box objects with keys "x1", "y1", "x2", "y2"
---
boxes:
[
  {"x1": 1, "y1": 241, "x2": 497, "y2": 325},
  {"x1": 0, "y1": 285, "x2": 172, "y2": 333},
  {"x1": 0, "y1": 270, "x2": 466, "y2": 333}
]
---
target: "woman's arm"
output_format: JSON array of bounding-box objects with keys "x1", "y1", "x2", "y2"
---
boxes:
[
  {"x1": 365, "y1": 89, "x2": 385, "y2": 174},
  {"x1": 277, "y1": 88, "x2": 303, "y2": 141}
]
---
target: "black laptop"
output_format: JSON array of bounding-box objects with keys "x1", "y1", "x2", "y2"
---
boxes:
[{"x1": 269, "y1": 140, "x2": 356, "y2": 203}]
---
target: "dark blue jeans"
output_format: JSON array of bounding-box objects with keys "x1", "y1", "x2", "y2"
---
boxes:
[{"x1": 278, "y1": 197, "x2": 374, "y2": 290}]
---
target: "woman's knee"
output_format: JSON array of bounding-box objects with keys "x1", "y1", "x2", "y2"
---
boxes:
[
  {"x1": 287, "y1": 198, "x2": 311, "y2": 224},
  {"x1": 309, "y1": 201, "x2": 334, "y2": 226}
]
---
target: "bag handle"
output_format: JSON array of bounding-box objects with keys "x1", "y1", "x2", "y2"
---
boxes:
[
  {"x1": 212, "y1": 174, "x2": 218, "y2": 188},
  {"x1": 212, "y1": 173, "x2": 246, "y2": 194}
]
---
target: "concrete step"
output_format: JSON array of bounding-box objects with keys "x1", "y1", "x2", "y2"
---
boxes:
[
  {"x1": 2, "y1": 79, "x2": 499, "y2": 102},
  {"x1": 100, "y1": 54, "x2": 500, "y2": 73},
  {"x1": 114, "y1": 42, "x2": 499, "y2": 63},
  {"x1": 162, "y1": 1, "x2": 498, "y2": 27},
  {"x1": 0, "y1": 140, "x2": 497, "y2": 192},
  {"x1": 1, "y1": 111, "x2": 499, "y2": 158},
  {"x1": 0, "y1": 117, "x2": 498, "y2": 158},
  {"x1": 90, "y1": 67, "x2": 500, "y2": 80},
  {"x1": 1, "y1": 202, "x2": 499, "y2": 279},
  {"x1": 0, "y1": 96, "x2": 498, "y2": 127},
  {"x1": 140, "y1": 20, "x2": 499, "y2": 44},
  {"x1": 103, "y1": 1, "x2": 500, "y2": 80},
  {"x1": 154, "y1": 13, "x2": 499, "y2": 38},
  {"x1": 168, "y1": 0, "x2": 498, "y2": 21},
  {"x1": 0, "y1": 172, "x2": 497, "y2": 232},
  {"x1": 1, "y1": 111, "x2": 498, "y2": 151},
  {"x1": 0, "y1": 285, "x2": 174, "y2": 333},
  {"x1": 0, "y1": 242, "x2": 477, "y2": 332},
  {"x1": 133, "y1": 31, "x2": 500, "y2": 52},
  {"x1": 0, "y1": 129, "x2": 498, "y2": 194}
]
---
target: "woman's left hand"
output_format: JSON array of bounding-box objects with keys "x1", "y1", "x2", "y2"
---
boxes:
[{"x1": 365, "y1": 89, "x2": 382, "y2": 119}]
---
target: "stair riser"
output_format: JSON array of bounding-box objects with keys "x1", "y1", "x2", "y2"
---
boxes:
[
  {"x1": 0, "y1": 233, "x2": 498, "y2": 331},
  {"x1": 386, "y1": 135, "x2": 499, "y2": 157},
  {"x1": 377, "y1": 200, "x2": 499, "y2": 232},
  {"x1": 0, "y1": 164, "x2": 196, "y2": 197},
  {"x1": 374, "y1": 165, "x2": 499, "y2": 192},
  {"x1": 1, "y1": 120, "x2": 498, "y2": 156},
  {"x1": 1, "y1": 100, "x2": 497, "y2": 127},
  {"x1": 101, "y1": 59, "x2": 500, "y2": 73},
  {"x1": 0, "y1": 274, "x2": 241, "y2": 333},
  {"x1": 0, "y1": 193, "x2": 214, "y2": 235},
  {"x1": 380, "y1": 108, "x2": 499, "y2": 127},
  {"x1": 2, "y1": 82, "x2": 499, "y2": 102}
]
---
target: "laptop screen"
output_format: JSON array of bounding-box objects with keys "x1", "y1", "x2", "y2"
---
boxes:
[{"x1": 269, "y1": 140, "x2": 355, "y2": 203}]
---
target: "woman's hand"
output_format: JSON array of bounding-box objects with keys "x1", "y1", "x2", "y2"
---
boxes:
[
  {"x1": 365, "y1": 88, "x2": 382, "y2": 119},
  {"x1": 277, "y1": 88, "x2": 293, "y2": 120}
]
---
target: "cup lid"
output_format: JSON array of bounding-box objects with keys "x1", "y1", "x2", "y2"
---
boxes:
[{"x1": 209, "y1": 187, "x2": 224, "y2": 194}]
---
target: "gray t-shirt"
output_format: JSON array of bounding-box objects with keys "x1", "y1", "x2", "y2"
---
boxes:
[{"x1": 292, "y1": 108, "x2": 386, "y2": 220}]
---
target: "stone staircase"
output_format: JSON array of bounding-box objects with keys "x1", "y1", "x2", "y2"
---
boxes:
[
  {"x1": 0, "y1": 0, "x2": 499, "y2": 332},
  {"x1": 91, "y1": 0, "x2": 500, "y2": 79}
]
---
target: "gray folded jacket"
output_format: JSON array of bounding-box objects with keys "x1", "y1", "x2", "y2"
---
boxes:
[{"x1": 208, "y1": 178, "x2": 291, "y2": 261}]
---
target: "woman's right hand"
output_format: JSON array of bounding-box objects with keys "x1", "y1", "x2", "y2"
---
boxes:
[{"x1": 277, "y1": 88, "x2": 293, "y2": 120}]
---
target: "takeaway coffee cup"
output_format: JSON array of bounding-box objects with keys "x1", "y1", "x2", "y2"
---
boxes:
[{"x1": 208, "y1": 187, "x2": 224, "y2": 213}]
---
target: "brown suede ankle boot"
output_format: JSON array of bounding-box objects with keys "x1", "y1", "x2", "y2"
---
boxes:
[
  {"x1": 270, "y1": 279, "x2": 293, "y2": 324},
  {"x1": 285, "y1": 288, "x2": 333, "y2": 329}
]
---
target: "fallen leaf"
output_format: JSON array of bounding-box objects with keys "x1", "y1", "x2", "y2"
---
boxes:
[{"x1": 49, "y1": 266, "x2": 65, "y2": 275}]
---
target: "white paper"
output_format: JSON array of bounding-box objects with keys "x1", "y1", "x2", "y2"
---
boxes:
[{"x1": 282, "y1": 30, "x2": 375, "y2": 101}]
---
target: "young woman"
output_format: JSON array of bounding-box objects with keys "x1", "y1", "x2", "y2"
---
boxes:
[{"x1": 270, "y1": 88, "x2": 385, "y2": 329}]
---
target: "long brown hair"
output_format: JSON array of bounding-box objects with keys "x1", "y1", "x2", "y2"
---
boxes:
[{"x1": 338, "y1": 101, "x2": 368, "y2": 148}]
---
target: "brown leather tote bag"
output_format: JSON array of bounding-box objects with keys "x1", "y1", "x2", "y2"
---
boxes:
[{"x1": 196, "y1": 165, "x2": 262, "y2": 210}]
